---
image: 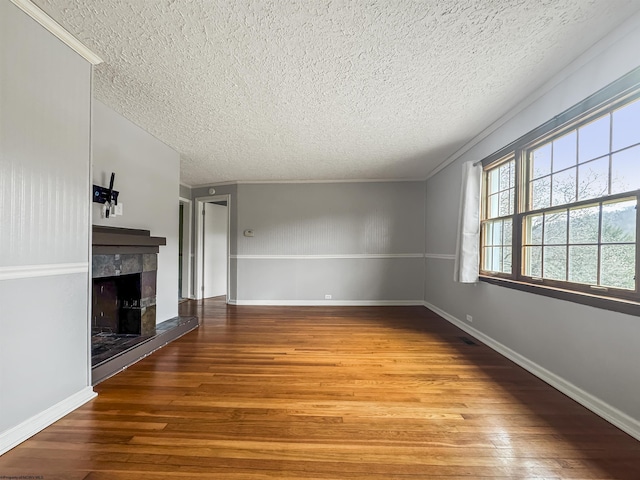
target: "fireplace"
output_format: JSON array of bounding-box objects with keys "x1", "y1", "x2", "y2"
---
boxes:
[{"x1": 92, "y1": 226, "x2": 166, "y2": 336}]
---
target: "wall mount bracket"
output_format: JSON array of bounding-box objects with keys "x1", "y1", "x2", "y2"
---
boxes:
[
  {"x1": 92, "y1": 172, "x2": 119, "y2": 218},
  {"x1": 92, "y1": 184, "x2": 119, "y2": 205}
]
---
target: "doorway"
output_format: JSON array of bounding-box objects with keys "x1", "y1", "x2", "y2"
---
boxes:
[{"x1": 195, "y1": 195, "x2": 230, "y2": 302}]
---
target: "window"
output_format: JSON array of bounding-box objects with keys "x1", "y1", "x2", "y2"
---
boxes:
[{"x1": 480, "y1": 72, "x2": 640, "y2": 314}]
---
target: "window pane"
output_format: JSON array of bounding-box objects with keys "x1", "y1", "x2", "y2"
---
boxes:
[
  {"x1": 510, "y1": 188, "x2": 515, "y2": 213},
  {"x1": 509, "y1": 162, "x2": 515, "y2": 189},
  {"x1": 504, "y1": 218, "x2": 513, "y2": 245},
  {"x1": 568, "y1": 245, "x2": 598, "y2": 285},
  {"x1": 611, "y1": 145, "x2": 640, "y2": 194},
  {"x1": 553, "y1": 131, "x2": 577, "y2": 172},
  {"x1": 499, "y1": 163, "x2": 511, "y2": 191},
  {"x1": 502, "y1": 247, "x2": 512, "y2": 273},
  {"x1": 483, "y1": 247, "x2": 493, "y2": 271},
  {"x1": 601, "y1": 244, "x2": 635, "y2": 290},
  {"x1": 577, "y1": 157, "x2": 609, "y2": 201},
  {"x1": 488, "y1": 168, "x2": 500, "y2": 195},
  {"x1": 568, "y1": 205, "x2": 599, "y2": 244},
  {"x1": 544, "y1": 210, "x2": 568, "y2": 245},
  {"x1": 552, "y1": 168, "x2": 577, "y2": 206},
  {"x1": 525, "y1": 214, "x2": 543, "y2": 245},
  {"x1": 543, "y1": 246, "x2": 567, "y2": 281},
  {"x1": 601, "y1": 199, "x2": 636, "y2": 243},
  {"x1": 488, "y1": 193, "x2": 499, "y2": 219},
  {"x1": 499, "y1": 190, "x2": 512, "y2": 217},
  {"x1": 531, "y1": 177, "x2": 551, "y2": 210},
  {"x1": 492, "y1": 220, "x2": 503, "y2": 246},
  {"x1": 532, "y1": 145, "x2": 551, "y2": 179},
  {"x1": 523, "y1": 246, "x2": 542, "y2": 277},
  {"x1": 484, "y1": 222, "x2": 494, "y2": 246},
  {"x1": 492, "y1": 247, "x2": 502, "y2": 272},
  {"x1": 578, "y1": 115, "x2": 610, "y2": 163},
  {"x1": 612, "y1": 98, "x2": 640, "y2": 151}
]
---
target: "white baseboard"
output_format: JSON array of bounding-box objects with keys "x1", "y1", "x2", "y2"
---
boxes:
[
  {"x1": 0, "y1": 386, "x2": 96, "y2": 455},
  {"x1": 423, "y1": 301, "x2": 640, "y2": 442},
  {"x1": 230, "y1": 299, "x2": 424, "y2": 306}
]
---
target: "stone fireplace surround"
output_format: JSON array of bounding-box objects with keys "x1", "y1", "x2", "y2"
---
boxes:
[
  {"x1": 91, "y1": 226, "x2": 166, "y2": 336},
  {"x1": 90, "y1": 226, "x2": 199, "y2": 385}
]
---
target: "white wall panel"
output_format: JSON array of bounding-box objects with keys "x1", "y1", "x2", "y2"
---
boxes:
[
  {"x1": 0, "y1": 1, "x2": 92, "y2": 449},
  {"x1": 0, "y1": 1, "x2": 90, "y2": 267},
  {"x1": 92, "y1": 100, "x2": 180, "y2": 322}
]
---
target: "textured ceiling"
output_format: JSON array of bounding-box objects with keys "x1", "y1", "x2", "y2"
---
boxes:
[{"x1": 33, "y1": 0, "x2": 640, "y2": 186}]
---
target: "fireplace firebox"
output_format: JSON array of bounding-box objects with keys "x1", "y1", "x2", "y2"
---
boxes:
[{"x1": 92, "y1": 273, "x2": 144, "y2": 334}]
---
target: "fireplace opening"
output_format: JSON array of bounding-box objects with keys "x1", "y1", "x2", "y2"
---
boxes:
[{"x1": 92, "y1": 273, "x2": 143, "y2": 335}]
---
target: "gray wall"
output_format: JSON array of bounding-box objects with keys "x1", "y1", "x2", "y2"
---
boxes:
[
  {"x1": 234, "y1": 182, "x2": 425, "y2": 303},
  {"x1": 179, "y1": 183, "x2": 192, "y2": 200},
  {"x1": 0, "y1": 0, "x2": 92, "y2": 442},
  {"x1": 424, "y1": 16, "x2": 640, "y2": 433},
  {"x1": 92, "y1": 100, "x2": 180, "y2": 322}
]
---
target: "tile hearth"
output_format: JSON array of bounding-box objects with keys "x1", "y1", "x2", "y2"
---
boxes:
[{"x1": 91, "y1": 316, "x2": 198, "y2": 384}]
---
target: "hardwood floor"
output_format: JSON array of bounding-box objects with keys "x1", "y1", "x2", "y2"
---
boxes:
[{"x1": 1, "y1": 298, "x2": 639, "y2": 479}]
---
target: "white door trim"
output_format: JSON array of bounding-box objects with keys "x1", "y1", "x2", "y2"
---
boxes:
[
  {"x1": 179, "y1": 197, "x2": 193, "y2": 299},
  {"x1": 194, "y1": 195, "x2": 231, "y2": 303}
]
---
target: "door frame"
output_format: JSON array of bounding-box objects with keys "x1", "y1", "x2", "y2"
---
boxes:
[
  {"x1": 194, "y1": 194, "x2": 231, "y2": 303},
  {"x1": 178, "y1": 196, "x2": 193, "y2": 299}
]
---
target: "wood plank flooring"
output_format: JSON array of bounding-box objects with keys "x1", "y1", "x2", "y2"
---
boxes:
[{"x1": 1, "y1": 298, "x2": 639, "y2": 479}]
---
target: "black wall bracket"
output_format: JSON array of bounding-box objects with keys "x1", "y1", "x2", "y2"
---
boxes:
[
  {"x1": 92, "y1": 184, "x2": 119, "y2": 205},
  {"x1": 92, "y1": 172, "x2": 119, "y2": 218}
]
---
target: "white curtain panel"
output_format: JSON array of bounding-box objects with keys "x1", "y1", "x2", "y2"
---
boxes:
[{"x1": 454, "y1": 161, "x2": 482, "y2": 283}]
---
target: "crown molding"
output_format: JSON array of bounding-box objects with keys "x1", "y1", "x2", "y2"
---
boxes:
[
  {"x1": 10, "y1": 0, "x2": 103, "y2": 65},
  {"x1": 238, "y1": 178, "x2": 421, "y2": 185},
  {"x1": 190, "y1": 178, "x2": 424, "y2": 188}
]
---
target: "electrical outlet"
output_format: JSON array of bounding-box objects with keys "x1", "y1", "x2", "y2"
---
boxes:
[
  {"x1": 325, "y1": 294, "x2": 332, "y2": 300},
  {"x1": 466, "y1": 314, "x2": 473, "y2": 322}
]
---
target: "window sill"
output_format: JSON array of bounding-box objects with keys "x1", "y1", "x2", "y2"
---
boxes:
[{"x1": 479, "y1": 275, "x2": 640, "y2": 317}]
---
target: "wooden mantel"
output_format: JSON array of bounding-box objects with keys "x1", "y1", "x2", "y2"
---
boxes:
[{"x1": 92, "y1": 226, "x2": 166, "y2": 254}]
